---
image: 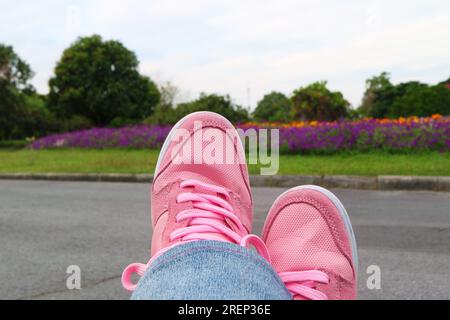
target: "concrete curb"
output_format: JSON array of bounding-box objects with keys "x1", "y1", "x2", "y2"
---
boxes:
[
  {"x1": 323, "y1": 175, "x2": 377, "y2": 190},
  {"x1": 0, "y1": 173, "x2": 449, "y2": 192}
]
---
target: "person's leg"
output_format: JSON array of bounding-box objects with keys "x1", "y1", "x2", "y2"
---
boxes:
[{"x1": 131, "y1": 240, "x2": 292, "y2": 300}]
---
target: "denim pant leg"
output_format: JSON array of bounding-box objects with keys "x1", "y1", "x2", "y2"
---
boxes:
[{"x1": 131, "y1": 240, "x2": 292, "y2": 300}]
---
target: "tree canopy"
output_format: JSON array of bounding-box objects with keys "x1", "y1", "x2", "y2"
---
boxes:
[
  {"x1": 175, "y1": 93, "x2": 249, "y2": 123},
  {"x1": 253, "y1": 91, "x2": 292, "y2": 122},
  {"x1": 291, "y1": 81, "x2": 350, "y2": 121},
  {"x1": 359, "y1": 72, "x2": 450, "y2": 118},
  {"x1": 48, "y1": 35, "x2": 160, "y2": 126},
  {"x1": 0, "y1": 44, "x2": 35, "y2": 139}
]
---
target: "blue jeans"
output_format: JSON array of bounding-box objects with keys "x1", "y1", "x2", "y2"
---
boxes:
[{"x1": 131, "y1": 240, "x2": 292, "y2": 300}]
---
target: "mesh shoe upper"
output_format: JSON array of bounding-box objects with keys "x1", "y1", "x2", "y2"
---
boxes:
[{"x1": 262, "y1": 187, "x2": 357, "y2": 300}]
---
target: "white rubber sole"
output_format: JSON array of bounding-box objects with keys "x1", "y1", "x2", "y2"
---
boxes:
[
  {"x1": 154, "y1": 111, "x2": 246, "y2": 178},
  {"x1": 266, "y1": 185, "x2": 358, "y2": 273}
]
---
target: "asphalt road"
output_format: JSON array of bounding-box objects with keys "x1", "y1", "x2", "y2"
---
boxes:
[{"x1": 1, "y1": 180, "x2": 449, "y2": 300}]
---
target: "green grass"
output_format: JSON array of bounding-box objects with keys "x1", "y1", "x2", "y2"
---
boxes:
[{"x1": 0, "y1": 149, "x2": 449, "y2": 176}]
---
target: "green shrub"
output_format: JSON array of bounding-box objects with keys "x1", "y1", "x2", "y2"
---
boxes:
[
  {"x1": 175, "y1": 93, "x2": 249, "y2": 123},
  {"x1": 144, "y1": 104, "x2": 179, "y2": 125},
  {"x1": 63, "y1": 115, "x2": 93, "y2": 131},
  {"x1": 253, "y1": 92, "x2": 292, "y2": 122},
  {"x1": 359, "y1": 72, "x2": 450, "y2": 118},
  {"x1": 0, "y1": 140, "x2": 27, "y2": 149},
  {"x1": 291, "y1": 81, "x2": 350, "y2": 121}
]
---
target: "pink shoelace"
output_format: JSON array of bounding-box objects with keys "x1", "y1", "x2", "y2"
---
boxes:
[
  {"x1": 279, "y1": 271, "x2": 330, "y2": 300},
  {"x1": 122, "y1": 179, "x2": 330, "y2": 300},
  {"x1": 122, "y1": 179, "x2": 269, "y2": 291}
]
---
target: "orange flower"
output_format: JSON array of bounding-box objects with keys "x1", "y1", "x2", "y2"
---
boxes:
[{"x1": 240, "y1": 115, "x2": 446, "y2": 128}]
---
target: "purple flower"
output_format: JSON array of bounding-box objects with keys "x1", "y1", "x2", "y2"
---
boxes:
[{"x1": 29, "y1": 117, "x2": 450, "y2": 153}]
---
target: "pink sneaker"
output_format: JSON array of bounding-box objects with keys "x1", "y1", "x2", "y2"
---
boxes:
[
  {"x1": 262, "y1": 185, "x2": 358, "y2": 300},
  {"x1": 122, "y1": 111, "x2": 268, "y2": 291}
]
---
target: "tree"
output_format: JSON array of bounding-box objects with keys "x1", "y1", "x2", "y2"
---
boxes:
[
  {"x1": 48, "y1": 35, "x2": 160, "y2": 126},
  {"x1": 359, "y1": 72, "x2": 450, "y2": 118},
  {"x1": 359, "y1": 72, "x2": 394, "y2": 118},
  {"x1": 389, "y1": 83, "x2": 450, "y2": 117},
  {"x1": 175, "y1": 93, "x2": 249, "y2": 123},
  {"x1": 158, "y1": 81, "x2": 183, "y2": 109},
  {"x1": 145, "y1": 82, "x2": 183, "y2": 125},
  {"x1": 438, "y1": 77, "x2": 450, "y2": 86},
  {"x1": 14, "y1": 94, "x2": 63, "y2": 138},
  {"x1": 0, "y1": 44, "x2": 34, "y2": 91},
  {"x1": 253, "y1": 91, "x2": 292, "y2": 122},
  {"x1": 291, "y1": 81, "x2": 350, "y2": 121},
  {"x1": 0, "y1": 44, "x2": 34, "y2": 139}
]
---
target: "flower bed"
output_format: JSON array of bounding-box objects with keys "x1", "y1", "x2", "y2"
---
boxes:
[
  {"x1": 29, "y1": 115, "x2": 450, "y2": 153},
  {"x1": 29, "y1": 125, "x2": 172, "y2": 149},
  {"x1": 242, "y1": 115, "x2": 450, "y2": 153}
]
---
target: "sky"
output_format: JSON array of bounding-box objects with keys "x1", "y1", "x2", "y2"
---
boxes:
[{"x1": 1, "y1": 0, "x2": 450, "y2": 109}]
